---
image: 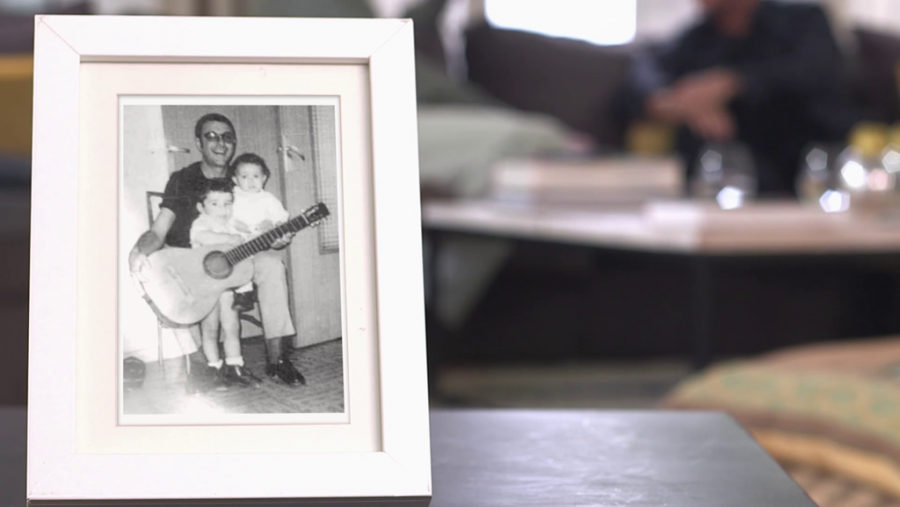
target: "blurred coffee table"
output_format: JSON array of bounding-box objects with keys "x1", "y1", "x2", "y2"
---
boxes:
[
  {"x1": 422, "y1": 198, "x2": 900, "y2": 368},
  {"x1": 0, "y1": 407, "x2": 814, "y2": 506}
]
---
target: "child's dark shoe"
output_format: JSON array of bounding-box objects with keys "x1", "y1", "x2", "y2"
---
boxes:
[
  {"x1": 224, "y1": 364, "x2": 262, "y2": 388},
  {"x1": 210, "y1": 366, "x2": 230, "y2": 391}
]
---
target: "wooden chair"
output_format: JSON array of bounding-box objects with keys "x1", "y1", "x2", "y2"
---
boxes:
[{"x1": 235, "y1": 288, "x2": 265, "y2": 332}]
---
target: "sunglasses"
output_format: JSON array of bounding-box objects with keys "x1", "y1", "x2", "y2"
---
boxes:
[{"x1": 201, "y1": 131, "x2": 237, "y2": 145}]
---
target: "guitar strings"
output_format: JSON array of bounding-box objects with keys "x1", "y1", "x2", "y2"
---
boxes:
[{"x1": 221, "y1": 204, "x2": 326, "y2": 266}]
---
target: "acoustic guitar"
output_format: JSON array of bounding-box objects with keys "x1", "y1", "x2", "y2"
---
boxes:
[{"x1": 139, "y1": 202, "x2": 330, "y2": 326}]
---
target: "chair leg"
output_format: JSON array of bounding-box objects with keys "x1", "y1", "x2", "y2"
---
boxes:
[{"x1": 157, "y1": 322, "x2": 166, "y2": 377}]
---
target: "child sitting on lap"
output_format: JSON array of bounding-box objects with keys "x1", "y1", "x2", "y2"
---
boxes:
[
  {"x1": 229, "y1": 153, "x2": 305, "y2": 387},
  {"x1": 230, "y1": 153, "x2": 290, "y2": 242},
  {"x1": 189, "y1": 178, "x2": 262, "y2": 389},
  {"x1": 229, "y1": 153, "x2": 290, "y2": 309}
]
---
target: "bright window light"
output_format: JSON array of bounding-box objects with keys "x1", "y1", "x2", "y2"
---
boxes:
[{"x1": 485, "y1": 0, "x2": 637, "y2": 46}]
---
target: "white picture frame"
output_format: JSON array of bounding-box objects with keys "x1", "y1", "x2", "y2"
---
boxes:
[{"x1": 28, "y1": 15, "x2": 431, "y2": 506}]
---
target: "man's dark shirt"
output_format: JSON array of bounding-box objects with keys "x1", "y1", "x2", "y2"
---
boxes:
[
  {"x1": 159, "y1": 162, "x2": 227, "y2": 248},
  {"x1": 626, "y1": 1, "x2": 862, "y2": 196}
]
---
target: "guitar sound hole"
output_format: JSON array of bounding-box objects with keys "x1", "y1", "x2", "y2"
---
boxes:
[{"x1": 203, "y1": 251, "x2": 233, "y2": 279}]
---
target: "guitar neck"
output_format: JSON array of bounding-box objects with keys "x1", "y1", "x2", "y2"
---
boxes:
[{"x1": 223, "y1": 214, "x2": 310, "y2": 265}]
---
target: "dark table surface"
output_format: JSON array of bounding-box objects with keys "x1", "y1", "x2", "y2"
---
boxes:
[{"x1": 1, "y1": 407, "x2": 814, "y2": 506}]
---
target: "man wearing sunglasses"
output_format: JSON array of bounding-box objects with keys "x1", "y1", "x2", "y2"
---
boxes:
[{"x1": 129, "y1": 112, "x2": 301, "y2": 392}]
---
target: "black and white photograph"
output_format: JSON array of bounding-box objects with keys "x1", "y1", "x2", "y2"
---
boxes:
[{"x1": 118, "y1": 98, "x2": 346, "y2": 425}]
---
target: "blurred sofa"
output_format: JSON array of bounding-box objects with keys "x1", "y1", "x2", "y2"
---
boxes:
[
  {"x1": 460, "y1": 21, "x2": 900, "y2": 150},
  {"x1": 463, "y1": 22, "x2": 635, "y2": 149}
]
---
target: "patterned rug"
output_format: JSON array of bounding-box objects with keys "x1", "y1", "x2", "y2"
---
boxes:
[
  {"x1": 123, "y1": 337, "x2": 344, "y2": 415},
  {"x1": 786, "y1": 464, "x2": 900, "y2": 507}
]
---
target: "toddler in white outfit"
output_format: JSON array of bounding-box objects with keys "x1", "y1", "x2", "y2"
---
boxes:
[
  {"x1": 229, "y1": 153, "x2": 290, "y2": 298},
  {"x1": 228, "y1": 153, "x2": 306, "y2": 387},
  {"x1": 231, "y1": 153, "x2": 290, "y2": 239}
]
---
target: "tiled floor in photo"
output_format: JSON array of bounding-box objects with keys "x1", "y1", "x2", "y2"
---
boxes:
[{"x1": 123, "y1": 337, "x2": 344, "y2": 415}]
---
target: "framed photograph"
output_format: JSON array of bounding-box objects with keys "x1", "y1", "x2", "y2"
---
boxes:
[
  {"x1": 29, "y1": 15, "x2": 430, "y2": 505},
  {"x1": 119, "y1": 97, "x2": 351, "y2": 427}
]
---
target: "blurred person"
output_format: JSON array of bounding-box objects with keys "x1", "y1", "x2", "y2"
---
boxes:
[{"x1": 624, "y1": 0, "x2": 862, "y2": 197}]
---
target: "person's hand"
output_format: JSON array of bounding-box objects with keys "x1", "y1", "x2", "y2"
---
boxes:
[
  {"x1": 647, "y1": 70, "x2": 739, "y2": 142},
  {"x1": 226, "y1": 233, "x2": 245, "y2": 246},
  {"x1": 671, "y1": 68, "x2": 742, "y2": 113},
  {"x1": 685, "y1": 107, "x2": 736, "y2": 142},
  {"x1": 234, "y1": 220, "x2": 251, "y2": 234},
  {"x1": 647, "y1": 89, "x2": 686, "y2": 123},
  {"x1": 270, "y1": 232, "x2": 295, "y2": 250},
  {"x1": 129, "y1": 250, "x2": 151, "y2": 283}
]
